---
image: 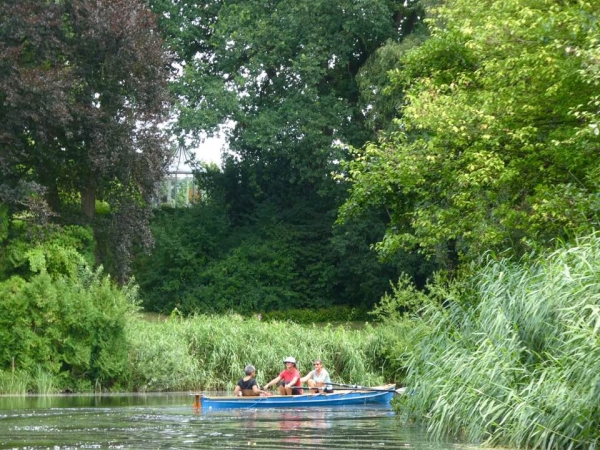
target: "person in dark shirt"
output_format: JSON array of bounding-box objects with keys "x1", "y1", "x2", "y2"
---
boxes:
[{"x1": 233, "y1": 365, "x2": 266, "y2": 396}]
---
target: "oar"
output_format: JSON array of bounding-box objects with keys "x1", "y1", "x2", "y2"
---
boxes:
[
  {"x1": 287, "y1": 384, "x2": 401, "y2": 394},
  {"x1": 329, "y1": 382, "x2": 406, "y2": 394}
]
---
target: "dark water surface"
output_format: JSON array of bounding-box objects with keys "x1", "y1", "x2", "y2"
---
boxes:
[{"x1": 0, "y1": 393, "x2": 482, "y2": 449}]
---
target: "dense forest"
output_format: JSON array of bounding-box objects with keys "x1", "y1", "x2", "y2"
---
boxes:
[{"x1": 1, "y1": 0, "x2": 598, "y2": 448}]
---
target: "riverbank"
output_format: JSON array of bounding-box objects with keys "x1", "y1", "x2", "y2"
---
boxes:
[{"x1": 0, "y1": 316, "x2": 411, "y2": 394}]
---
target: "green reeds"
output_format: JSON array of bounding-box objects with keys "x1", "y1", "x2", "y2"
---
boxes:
[
  {"x1": 0, "y1": 370, "x2": 30, "y2": 395},
  {"x1": 0, "y1": 368, "x2": 57, "y2": 395},
  {"x1": 125, "y1": 314, "x2": 397, "y2": 392},
  {"x1": 33, "y1": 366, "x2": 56, "y2": 395},
  {"x1": 399, "y1": 233, "x2": 600, "y2": 449}
]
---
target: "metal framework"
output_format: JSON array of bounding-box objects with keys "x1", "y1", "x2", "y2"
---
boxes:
[{"x1": 154, "y1": 146, "x2": 200, "y2": 207}]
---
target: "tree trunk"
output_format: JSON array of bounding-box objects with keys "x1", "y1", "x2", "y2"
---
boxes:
[
  {"x1": 81, "y1": 183, "x2": 96, "y2": 221},
  {"x1": 45, "y1": 182, "x2": 61, "y2": 213}
]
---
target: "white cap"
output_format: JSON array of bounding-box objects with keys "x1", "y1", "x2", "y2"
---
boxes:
[{"x1": 283, "y1": 356, "x2": 296, "y2": 364}]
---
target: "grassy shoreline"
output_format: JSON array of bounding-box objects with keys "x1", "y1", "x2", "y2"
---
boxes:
[{"x1": 1, "y1": 316, "x2": 409, "y2": 395}]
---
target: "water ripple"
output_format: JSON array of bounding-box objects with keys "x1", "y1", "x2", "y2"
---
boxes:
[{"x1": 0, "y1": 394, "x2": 470, "y2": 450}]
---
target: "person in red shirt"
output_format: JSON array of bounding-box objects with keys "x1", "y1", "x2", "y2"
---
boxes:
[{"x1": 263, "y1": 356, "x2": 303, "y2": 395}]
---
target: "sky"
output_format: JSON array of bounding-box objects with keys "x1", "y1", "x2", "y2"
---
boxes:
[
  {"x1": 193, "y1": 121, "x2": 234, "y2": 166},
  {"x1": 195, "y1": 134, "x2": 226, "y2": 165}
]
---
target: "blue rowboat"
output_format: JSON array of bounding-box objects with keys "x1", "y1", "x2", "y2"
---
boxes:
[{"x1": 193, "y1": 384, "x2": 396, "y2": 410}]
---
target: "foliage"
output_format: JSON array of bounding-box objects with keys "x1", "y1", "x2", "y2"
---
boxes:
[
  {"x1": 134, "y1": 201, "x2": 329, "y2": 313},
  {"x1": 0, "y1": 226, "x2": 94, "y2": 279},
  {"x1": 369, "y1": 273, "x2": 431, "y2": 322},
  {"x1": 331, "y1": 210, "x2": 439, "y2": 305},
  {"x1": 0, "y1": 223, "x2": 95, "y2": 280},
  {"x1": 0, "y1": 0, "x2": 172, "y2": 282},
  {"x1": 133, "y1": 196, "x2": 429, "y2": 314},
  {"x1": 0, "y1": 370, "x2": 30, "y2": 396},
  {"x1": 131, "y1": 203, "x2": 229, "y2": 313},
  {"x1": 397, "y1": 232, "x2": 600, "y2": 449},
  {"x1": 138, "y1": 0, "x2": 436, "y2": 308},
  {"x1": 261, "y1": 306, "x2": 369, "y2": 324},
  {"x1": 150, "y1": 0, "x2": 424, "y2": 150},
  {"x1": 0, "y1": 268, "x2": 138, "y2": 391},
  {"x1": 0, "y1": 203, "x2": 8, "y2": 244},
  {"x1": 362, "y1": 318, "x2": 421, "y2": 383},
  {"x1": 356, "y1": 3, "x2": 434, "y2": 133},
  {"x1": 340, "y1": 0, "x2": 600, "y2": 266},
  {"x1": 126, "y1": 314, "x2": 408, "y2": 391},
  {"x1": 0, "y1": 225, "x2": 139, "y2": 392}
]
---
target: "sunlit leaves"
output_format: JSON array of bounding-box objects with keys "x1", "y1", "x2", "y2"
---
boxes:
[{"x1": 341, "y1": 0, "x2": 600, "y2": 264}]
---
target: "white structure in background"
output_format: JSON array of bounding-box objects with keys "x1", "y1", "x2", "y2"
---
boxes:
[
  {"x1": 156, "y1": 146, "x2": 199, "y2": 207},
  {"x1": 155, "y1": 133, "x2": 226, "y2": 207}
]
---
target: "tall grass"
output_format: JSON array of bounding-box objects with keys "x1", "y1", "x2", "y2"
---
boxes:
[
  {"x1": 125, "y1": 315, "x2": 407, "y2": 391},
  {"x1": 0, "y1": 368, "x2": 59, "y2": 395},
  {"x1": 33, "y1": 366, "x2": 56, "y2": 395},
  {"x1": 0, "y1": 370, "x2": 30, "y2": 395},
  {"x1": 399, "y1": 234, "x2": 600, "y2": 449}
]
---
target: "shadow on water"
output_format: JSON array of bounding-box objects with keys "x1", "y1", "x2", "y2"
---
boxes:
[{"x1": 0, "y1": 393, "x2": 484, "y2": 449}]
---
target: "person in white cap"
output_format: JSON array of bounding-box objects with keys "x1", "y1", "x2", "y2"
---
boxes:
[{"x1": 263, "y1": 356, "x2": 303, "y2": 395}]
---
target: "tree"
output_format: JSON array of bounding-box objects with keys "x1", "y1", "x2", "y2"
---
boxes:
[
  {"x1": 340, "y1": 0, "x2": 600, "y2": 266},
  {"x1": 0, "y1": 0, "x2": 172, "y2": 281},
  {"x1": 149, "y1": 0, "x2": 425, "y2": 194},
  {"x1": 135, "y1": 0, "x2": 438, "y2": 311}
]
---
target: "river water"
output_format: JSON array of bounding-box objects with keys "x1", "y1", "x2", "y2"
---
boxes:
[{"x1": 0, "y1": 393, "x2": 483, "y2": 449}]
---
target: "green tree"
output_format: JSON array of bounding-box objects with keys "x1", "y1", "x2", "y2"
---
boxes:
[
  {"x1": 148, "y1": 0, "x2": 426, "y2": 194},
  {"x1": 341, "y1": 0, "x2": 600, "y2": 265},
  {"x1": 134, "y1": 0, "x2": 437, "y2": 313}
]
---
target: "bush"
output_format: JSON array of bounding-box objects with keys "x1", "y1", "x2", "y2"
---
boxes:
[
  {"x1": 0, "y1": 268, "x2": 137, "y2": 392},
  {"x1": 0, "y1": 226, "x2": 138, "y2": 392}
]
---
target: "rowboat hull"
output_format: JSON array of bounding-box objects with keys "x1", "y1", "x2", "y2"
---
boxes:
[{"x1": 196, "y1": 384, "x2": 395, "y2": 410}]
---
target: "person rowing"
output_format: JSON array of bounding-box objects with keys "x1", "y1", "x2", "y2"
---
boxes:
[
  {"x1": 233, "y1": 364, "x2": 267, "y2": 397},
  {"x1": 263, "y1": 356, "x2": 303, "y2": 395},
  {"x1": 300, "y1": 359, "x2": 333, "y2": 393}
]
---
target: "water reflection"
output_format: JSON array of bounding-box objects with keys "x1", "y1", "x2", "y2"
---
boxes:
[{"x1": 0, "y1": 393, "x2": 479, "y2": 449}]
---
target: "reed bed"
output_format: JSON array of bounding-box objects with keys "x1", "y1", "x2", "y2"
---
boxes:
[
  {"x1": 0, "y1": 371, "x2": 30, "y2": 395},
  {"x1": 33, "y1": 367, "x2": 56, "y2": 395},
  {"x1": 125, "y1": 315, "x2": 401, "y2": 392},
  {"x1": 0, "y1": 367, "x2": 59, "y2": 395},
  {"x1": 400, "y1": 234, "x2": 600, "y2": 449}
]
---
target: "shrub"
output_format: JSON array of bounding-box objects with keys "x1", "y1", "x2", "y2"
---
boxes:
[
  {"x1": 0, "y1": 225, "x2": 138, "y2": 392},
  {"x1": 0, "y1": 268, "x2": 137, "y2": 392}
]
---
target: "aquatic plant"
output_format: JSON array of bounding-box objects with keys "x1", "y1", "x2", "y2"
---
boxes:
[
  {"x1": 125, "y1": 315, "x2": 406, "y2": 391},
  {"x1": 34, "y1": 366, "x2": 56, "y2": 395},
  {"x1": 399, "y1": 233, "x2": 600, "y2": 449},
  {"x1": 0, "y1": 370, "x2": 30, "y2": 395}
]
